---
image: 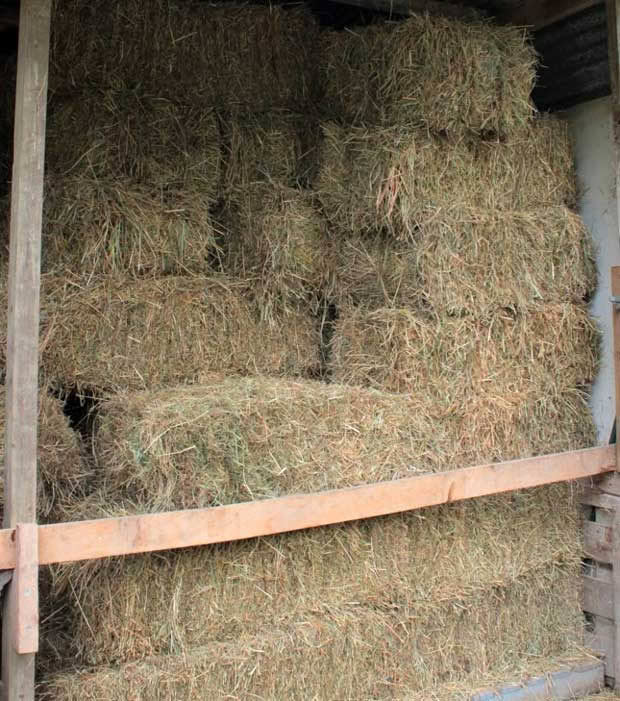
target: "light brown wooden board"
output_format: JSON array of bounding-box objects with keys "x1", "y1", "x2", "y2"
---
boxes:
[
  {"x1": 0, "y1": 445, "x2": 609, "y2": 570},
  {"x1": 584, "y1": 575, "x2": 615, "y2": 619},
  {"x1": 13, "y1": 525, "x2": 38, "y2": 655},
  {"x1": 613, "y1": 267, "x2": 620, "y2": 473}
]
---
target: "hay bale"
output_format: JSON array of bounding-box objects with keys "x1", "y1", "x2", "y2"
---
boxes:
[
  {"x1": 315, "y1": 118, "x2": 577, "y2": 239},
  {"x1": 41, "y1": 563, "x2": 581, "y2": 699},
  {"x1": 320, "y1": 16, "x2": 535, "y2": 135},
  {"x1": 416, "y1": 206, "x2": 596, "y2": 314},
  {"x1": 332, "y1": 233, "x2": 420, "y2": 309},
  {"x1": 0, "y1": 394, "x2": 88, "y2": 522},
  {"x1": 49, "y1": 453, "x2": 582, "y2": 665},
  {"x1": 35, "y1": 276, "x2": 320, "y2": 393},
  {"x1": 221, "y1": 185, "x2": 333, "y2": 312},
  {"x1": 330, "y1": 305, "x2": 598, "y2": 458},
  {"x1": 220, "y1": 110, "x2": 315, "y2": 191},
  {"x1": 51, "y1": 1, "x2": 320, "y2": 112},
  {"x1": 40, "y1": 176, "x2": 217, "y2": 276},
  {"x1": 46, "y1": 94, "x2": 221, "y2": 197}
]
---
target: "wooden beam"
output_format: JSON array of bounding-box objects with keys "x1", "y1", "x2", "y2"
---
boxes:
[
  {"x1": 1, "y1": 0, "x2": 51, "y2": 699},
  {"x1": 0, "y1": 445, "x2": 609, "y2": 570},
  {"x1": 501, "y1": 0, "x2": 602, "y2": 29}
]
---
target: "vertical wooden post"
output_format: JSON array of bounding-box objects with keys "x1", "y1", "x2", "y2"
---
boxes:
[
  {"x1": 1, "y1": 1, "x2": 51, "y2": 699},
  {"x1": 612, "y1": 268, "x2": 620, "y2": 470}
]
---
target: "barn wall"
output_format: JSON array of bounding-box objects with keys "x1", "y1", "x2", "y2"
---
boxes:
[{"x1": 566, "y1": 95, "x2": 620, "y2": 442}]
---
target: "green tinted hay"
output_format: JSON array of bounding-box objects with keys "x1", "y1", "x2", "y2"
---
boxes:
[
  {"x1": 321, "y1": 15, "x2": 536, "y2": 135},
  {"x1": 220, "y1": 110, "x2": 314, "y2": 191},
  {"x1": 51, "y1": 1, "x2": 319, "y2": 112},
  {"x1": 46, "y1": 94, "x2": 221, "y2": 197},
  {"x1": 34, "y1": 276, "x2": 321, "y2": 393},
  {"x1": 42, "y1": 177, "x2": 217, "y2": 276},
  {"x1": 315, "y1": 117, "x2": 576, "y2": 239}
]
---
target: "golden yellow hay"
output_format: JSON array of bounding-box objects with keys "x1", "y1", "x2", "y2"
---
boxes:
[
  {"x1": 42, "y1": 562, "x2": 582, "y2": 697},
  {"x1": 330, "y1": 305, "x2": 599, "y2": 459},
  {"x1": 315, "y1": 117, "x2": 577, "y2": 239},
  {"x1": 221, "y1": 184, "x2": 333, "y2": 313},
  {"x1": 42, "y1": 176, "x2": 218, "y2": 276},
  {"x1": 416, "y1": 206, "x2": 596, "y2": 314},
  {"x1": 30, "y1": 276, "x2": 321, "y2": 393},
  {"x1": 321, "y1": 16, "x2": 536, "y2": 135},
  {"x1": 51, "y1": 1, "x2": 320, "y2": 112},
  {"x1": 332, "y1": 233, "x2": 421, "y2": 309}
]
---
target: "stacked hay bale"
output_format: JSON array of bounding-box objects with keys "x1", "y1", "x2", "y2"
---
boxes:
[{"x1": 20, "y1": 4, "x2": 599, "y2": 700}]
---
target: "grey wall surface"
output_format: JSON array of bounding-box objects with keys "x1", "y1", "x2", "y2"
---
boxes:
[{"x1": 566, "y1": 96, "x2": 620, "y2": 443}]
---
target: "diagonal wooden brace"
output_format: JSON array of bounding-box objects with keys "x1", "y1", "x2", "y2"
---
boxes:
[{"x1": 13, "y1": 524, "x2": 38, "y2": 655}]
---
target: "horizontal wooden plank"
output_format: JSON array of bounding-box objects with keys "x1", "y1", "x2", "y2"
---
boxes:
[
  {"x1": 584, "y1": 575, "x2": 615, "y2": 619},
  {"x1": 471, "y1": 660, "x2": 604, "y2": 700},
  {"x1": 591, "y1": 472, "x2": 620, "y2": 496},
  {"x1": 581, "y1": 491, "x2": 620, "y2": 510},
  {"x1": 586, "y1": 615, "x2": 615, "y2": 678},
  {"x1": 0, "y1": 445, "x2": 611, "y2": 569},
  {"x1": 584, "y1": 521, "x2": 614, "y2": 563}
]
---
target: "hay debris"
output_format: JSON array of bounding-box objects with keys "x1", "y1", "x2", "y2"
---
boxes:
[
  {"x1": 41, "y1": 176, "x2": 218, "y2": 276},
  {"x1": 221, "y1": 184, "x2": 333, "y2": 313},
  {"x1": 220, "y1": 110, "x2": 315, "y2": 191},
  {"x1": 321, "y1": 16, "x2": 536, "y2": 135},
  {"x1": 45, "y1": 94, "x2": 221, "y2": 197},
  {"x1": 51, "y1": 1, "x2": 320, "y2": 112},
  {"x1": 416, "y1": 206, "x2": 596, "y2": 314},
  {"x1": 43, "y1": 562, "x2": 582, "y2": 694},
  {"x1": 315, "y1": 118, "x2": 577, "y2": 239},
  {"x1": 34, "y1": 276, "x2": 321, "y2": 393},
  {"x1": 0, "y1": 394, "x2": 89, "y2": 522},
  {"x1": 330, "y1": 305, "x2": 598, "y2": 459}
]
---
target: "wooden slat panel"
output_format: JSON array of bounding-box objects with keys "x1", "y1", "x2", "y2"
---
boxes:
[
  {"x1": 584, "y1": 575, "x2": 615, "y2": 619},
  {"x1": 584, "y1": 521, "x2": 614, "y2": 563},
  {"x1": 581, "y1": 491, "x2": 620, "y2": 510},
  {"x1": 1, "y1": 0, "x2": 50, "y2": 698},
  {"x1": 586, "y1": 615, "x2": 615, "y2": 678},
  {"x1": 0, "y1": 445, "x2": 606, "y2": 569}
]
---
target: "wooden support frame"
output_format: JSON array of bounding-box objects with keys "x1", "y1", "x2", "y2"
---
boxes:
[
  {"x1": 1, "y1": 0, "x2": 51, "y2": 699},
  {"x1": 0, "y1": 445, "x2": 610, "y2": 571}
]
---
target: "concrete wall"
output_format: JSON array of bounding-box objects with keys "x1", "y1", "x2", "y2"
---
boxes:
[{"x1": 566, "y1": 96, "x2": 620, "y2": 443}]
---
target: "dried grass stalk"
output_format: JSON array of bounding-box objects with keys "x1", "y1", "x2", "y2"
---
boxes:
[
  {"x1": 49, "y1": 449, "x2": 582, "y2": 664},
  {"x1": 33, "y1": 276, "x2": 321, "y2": 393},
  {"x1": 41, "y1": 177, "x2": 218, "y2": 276},
  {"x1": 315, "y1": 117, "x2": 576, "y2": 239},
  {"x1": 46, "y1": 94, "x2": 221, "y2": 197},
  {"x1": 221, "y1": 184, "x2": 333, "y2": 312},
  {"x1": 0, "y1": 394, "x2": 89, "y2": 522},
  {"x1": 220, "y1": 110, "x2": 314, "y2": 191},
  {"x1": 416, "y1": 206, "x2": 596, "y2": 314},
  {"x1": 330, "y1": 305, "x2": 598, "y2": 458},
  {"x1": 321, "y1": 16, "x2": 536, "y2": 135},
  {"x1": 51, "y1": 1, "x2": 320, "y2": 112}
]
